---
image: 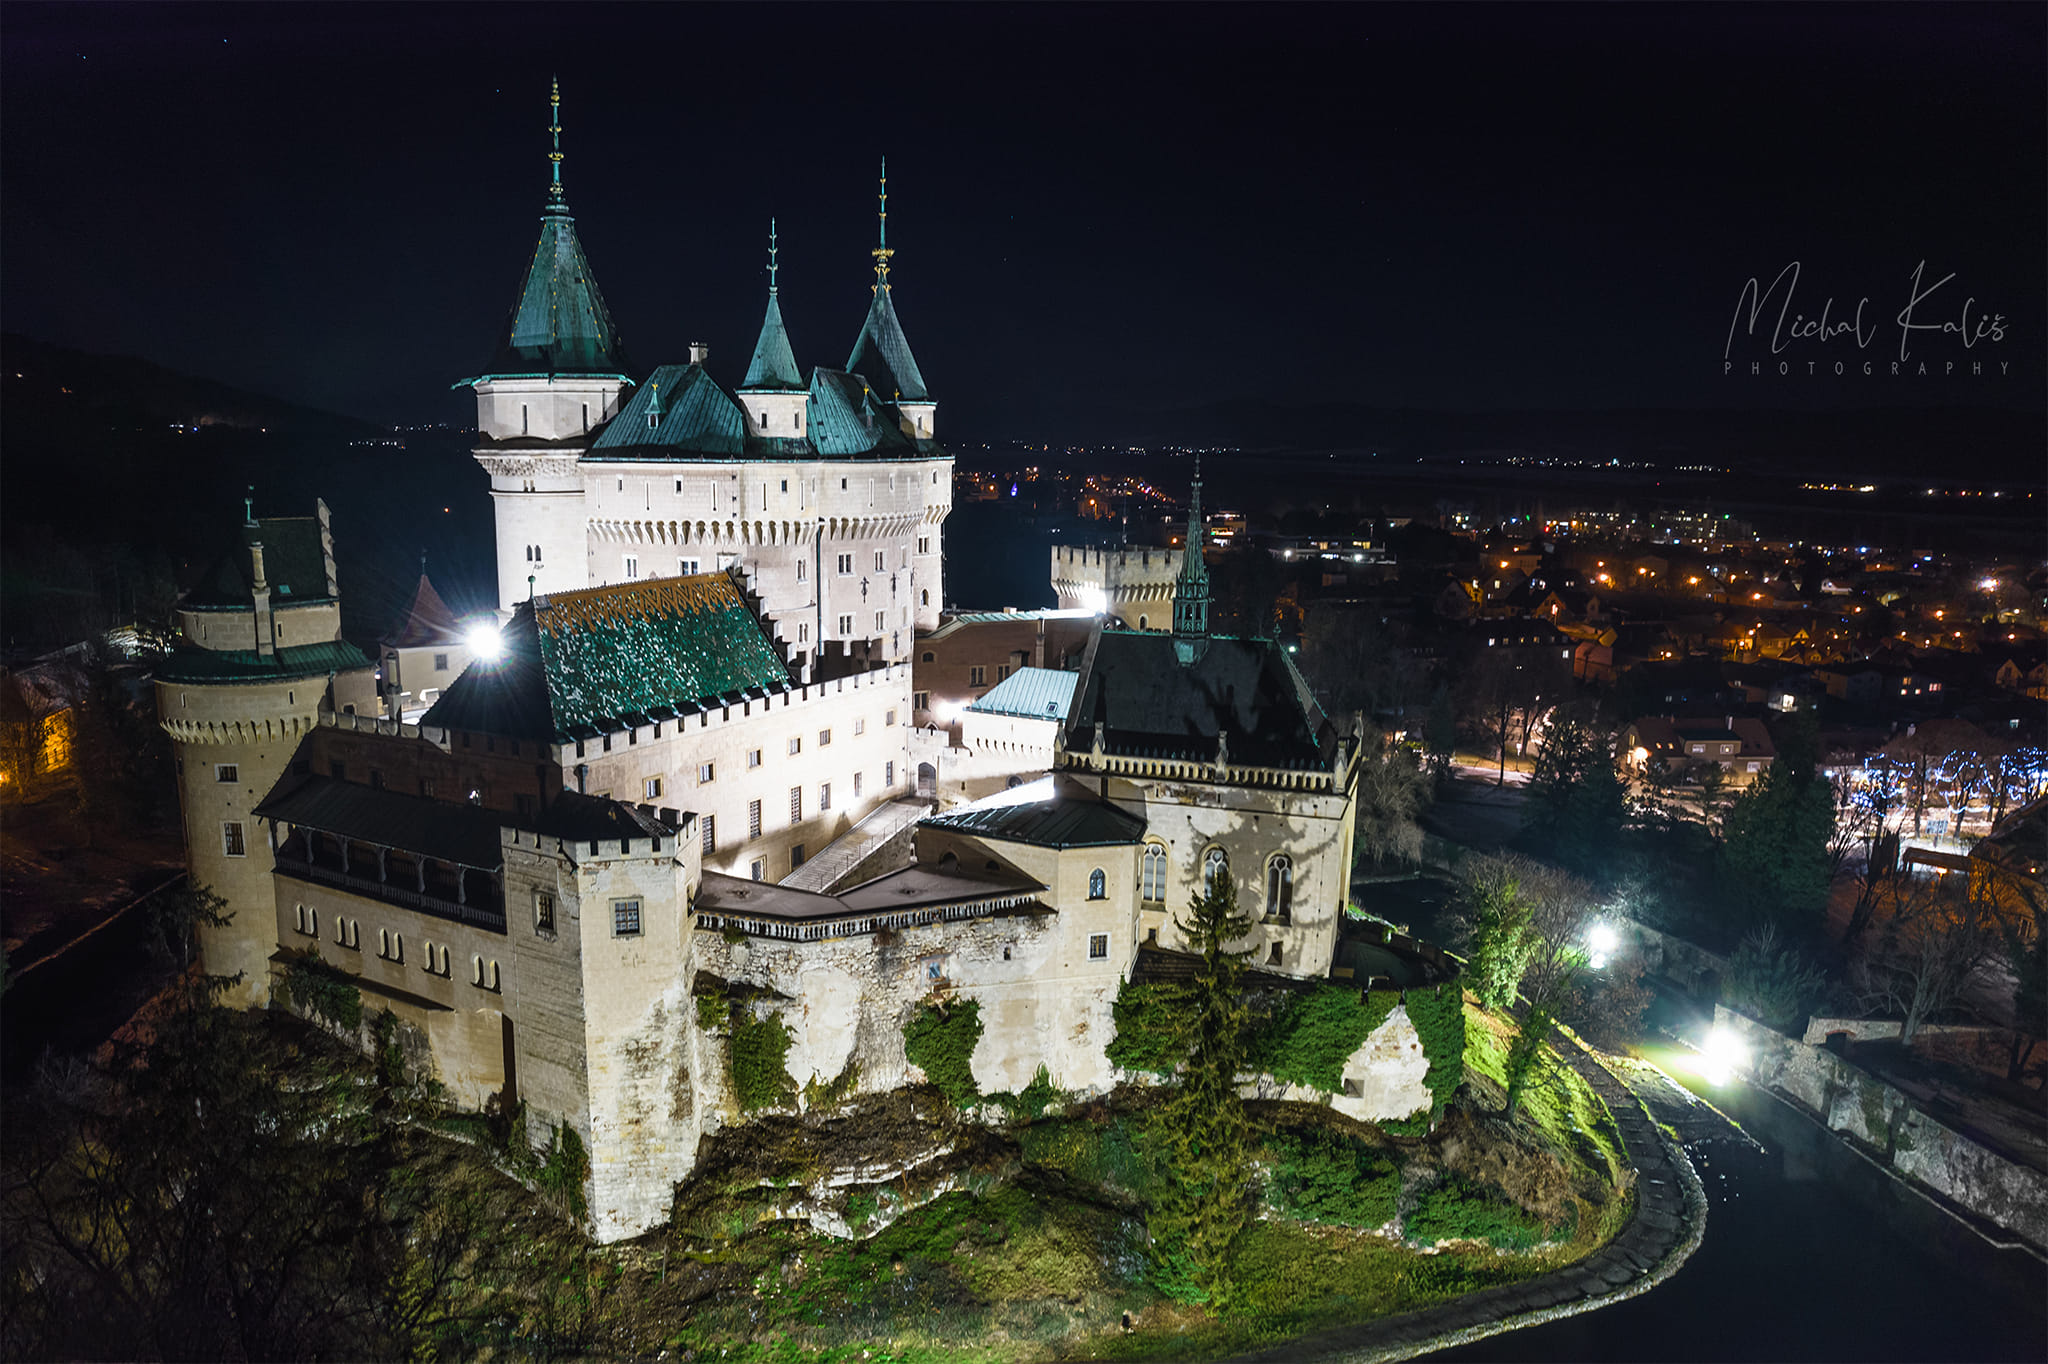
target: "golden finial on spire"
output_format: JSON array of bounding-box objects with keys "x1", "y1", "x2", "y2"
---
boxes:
[{"x1": 871, "y1": 156, "x2": 894, "y2": 293}]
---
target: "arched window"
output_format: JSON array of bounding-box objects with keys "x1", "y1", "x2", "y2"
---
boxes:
[
  {"x1": 1141, "y1": 844, "x2": 1167, "y2": 903},
  {"x1": 921, "y1": 589, "x2": 930, "y2": 606},
  {"x1": 1088, "y1": 868, "x2": 1107, "y2": 900},
  {"x1": 1138, "y1": 615, "x2": 1148, "y2": 629},
  {"x1": 1266, "y1": 855, "x2": 1294, "y2": 924},
  {"x1": 1202, "y1": 846, "x2": 1229, "y2": 896}
]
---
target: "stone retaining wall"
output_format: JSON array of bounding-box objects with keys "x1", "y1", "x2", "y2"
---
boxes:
[{"x1": 1716, "y1": 1006, "x2": 2048, "y2": 1254}]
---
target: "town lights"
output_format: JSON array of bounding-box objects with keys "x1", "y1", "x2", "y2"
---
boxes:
[{"x1": 465, "y1": 622, "x2": 504, "y2": 663}]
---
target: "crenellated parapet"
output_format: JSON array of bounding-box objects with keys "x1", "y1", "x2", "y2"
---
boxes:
[{"x1": 161, "y1": 710, "x2": 320, "y2": 746}]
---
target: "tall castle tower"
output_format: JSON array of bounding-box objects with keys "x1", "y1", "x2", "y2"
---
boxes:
[
  {"x1": 461, "y1": 81, "x2": 635, "y2": 617},
  {"x1": 155, "y1": 498, "x2": 377, "y2": 1005},
  {"x1": 1171, "y1": 457, "x2": 1212, "y2": 637}
]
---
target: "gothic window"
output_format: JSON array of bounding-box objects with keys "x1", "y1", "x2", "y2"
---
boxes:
[
  {"x1": 921, "y1": 589, "x2": 930, "y2": 606},
  {"x1": 1088, "y1": 868, "x2": 1107, "y2": 900},
  {"x1": 1202, "y1": 846, "x2": 1229, "y2": 895},
  {"x1": 1141, "y1": 844, "x2": 1167, "y2": 903},
  {"x1": 1266, "y1": 855, "x2": 1293, "y2": 924}
]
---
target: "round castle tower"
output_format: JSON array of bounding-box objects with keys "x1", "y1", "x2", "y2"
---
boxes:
[{"x1": 155, "y1": 498, "x2": 377, "y2": 1006}]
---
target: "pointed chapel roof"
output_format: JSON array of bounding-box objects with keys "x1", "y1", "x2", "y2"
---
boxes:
[
  {"x1": 468, "y1": 81, "x2": 631, "y2": 383},
  {"x1": 385, "y1": 572, "x2": 465, "y2": 649},
  {"x1": 741, "y1": 220, "x2": 804, "y2": 393}
]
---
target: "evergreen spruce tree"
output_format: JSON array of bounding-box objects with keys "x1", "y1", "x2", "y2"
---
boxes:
[{"x1": 1145, "y1": 867, "x2": 1256, "y2": 1305}]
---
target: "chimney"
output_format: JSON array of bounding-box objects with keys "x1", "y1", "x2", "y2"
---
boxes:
[
  {"x1": 688, "y1": 341, "x2": 711, "y2": 365},
  {"x1": 250, "y1": 540, "x2": 275, "y2": 658}
]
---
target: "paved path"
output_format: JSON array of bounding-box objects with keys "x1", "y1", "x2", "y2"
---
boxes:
[{"x1": 1228, "y1": 1035, "x2": 1711, "y2": 1364}]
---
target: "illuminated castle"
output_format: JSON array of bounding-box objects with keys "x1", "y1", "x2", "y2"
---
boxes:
[{"x1": 461, "y1": 83, "x2": 951, "y2": 671}]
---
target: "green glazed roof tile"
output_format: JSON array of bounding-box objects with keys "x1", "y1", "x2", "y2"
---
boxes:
[
  {"x1": 586, "y1": 364, "x2": 746, "y2": 458},
  {"x1": 154, "y1": 639, "x2": 372, "y2": 685},
  {"x1": 480, "y1": 206, "x2": 630, "y2": 379}
]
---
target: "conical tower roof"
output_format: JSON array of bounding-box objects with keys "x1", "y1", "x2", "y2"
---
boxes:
[
  {"x1": 741, "y1": 220, "x2": 804, "y2": 392},
  {"x1": 386, "y1": 571, "x2": 465, "y2": 648},
  {"x1": 476, "y1": 81, "x2": 631, "y2": 381},
  {"x1": 844, "y1": 158, "x2": 930, "y2": 403}
]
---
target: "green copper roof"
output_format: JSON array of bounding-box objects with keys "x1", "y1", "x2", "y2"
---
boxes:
[
  {"x1": 587, "y1": 364, "x2": 746, "y2": 458},
  {"x1": 740, "y1": 293, "x2": 805, "y2": 392},
  {"x1": 846, "y1": 285, "x2": 929, "y2": 404},
  {"x1": 965, "y1": 666, "x2": 1077, "y2": 721},
  {"x1": 422, "y1": 575, "x2": 791, "y2": 740},
  {"x1": 154, "y1": 639, "x2": 371, "y2": 685},
  {"x1": 919, "y1": 776, "x2": 1146, "y2": 849},
  {"x1": 808, "y1": 368, "x2": 918, "y2": 457},
  {"x1": 477, "y1": 205, "x2": 630, "y2": 380}
]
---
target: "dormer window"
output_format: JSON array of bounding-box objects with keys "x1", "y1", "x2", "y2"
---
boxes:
[{"x1": 647, "y1": 411, "x2": 659, "y2": 430}]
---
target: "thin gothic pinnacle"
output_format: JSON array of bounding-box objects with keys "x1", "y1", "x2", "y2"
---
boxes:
[
  {"x1": 548, "y1": 77, "x2": 565, "y2": 203},
  {"x1": 871, "y1": 156, "x2": 894, "y2": 291}
]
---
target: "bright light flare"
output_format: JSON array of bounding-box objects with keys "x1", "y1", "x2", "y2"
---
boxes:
[
  {"x1": 1586, "y1": 921, "x2": 1620, "y2": 969},
  {"x1": 933, "y1": 701, "x2": 964, "y2": 726},
  {"x1": 1696, "y1": 1027, "x2": 1748, "y2": 1085},
  {"x1": 466, "y1": 623, "x2": 504, "y2": 663}
]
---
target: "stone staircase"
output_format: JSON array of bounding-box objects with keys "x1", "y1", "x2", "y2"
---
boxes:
[{"x1": 779, "y1": 796, "x2": 932, "y2": 894}]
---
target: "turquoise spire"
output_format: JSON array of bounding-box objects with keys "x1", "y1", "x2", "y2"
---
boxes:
[
  {"x1": 741, "y1": 218, "x2": 804, "y2": 392},
  {"x1": 469, "y1": 79, "x2": 630, "y2": 381},
  {"x1": 846, "y1": 158, "x2": 930, "y2": 403},
  {"x1": 1172, "y1": 455, "x2": 1211, "y2": 637}
]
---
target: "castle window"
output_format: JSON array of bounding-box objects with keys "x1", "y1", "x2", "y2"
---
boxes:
[
  {"x1": 779, "y1": 478, "x2": 787, "y2": 493},
  {"x1": 644, "y1": 776, "x2": 663, "y2": 800},
  {"x1": 1088, "y1": 934, "x2": 1109, "y2": 960},
  {"x1": 305, "y1": 906, "x2": 319, "y2": 938},
  {"x1": 1141, "y1": 844, "x2": 1167, "y2": 903},
  {"x1": 1266, "y1": 855, "x2": 1293, "y2": 924},
  {"x1": 1138, "y1": 616, "x2": 1148, "y2": 629},
  {"x1": 701, "y1": 814, "x2": 716, "y2": 853},
  {"x1": 969, "y1": 666, "x2": 985, "y2": 686},
  {"x1": 535, "y1": 891, "x2": 556, "y2": 936},
  {"x1": 748, "y1": 799, "x2": 762, "y2": 839},
  {"x1": 837, "y1": 554, "x2": 853, "y2": 575},
  {"x1": 885, "y1": 760, "x2": 896, "y2": 787},
  {"x1": 819, "y1": 781, "x2": 831, "y2": 811},
  {"x1": 791, "y1": 844, "x2": 805, "y2": 869},
  {"x1": 914, "y1": 691, "x2": 929, "y2": 711},
  {"x1": 522, "y1": 404, "x2": 529, "y2": 435},
  {"x1": 1088, "y1": 869, "x2": 1107, "y2": 900},
  {"x1": 747, "y1": 749, "x2": 762, "y2": 769},
  {"x1": 624, "y1": 555, "x2": 640, "y2": 580},
  {"x1": 698, "y1": 762, "x2": 715, "y2": 784},
  {"x1": 921, "y1": 589, "x2": 930, "y2": 607},
  {"x1": 818, "y1": 728, "x2": 832, "y2": 747},
  {"x1": 997, "y1": 665, "x2": 1011, "y2": 682},
  {"x1": 853, "y1": 771, "x2": 863, "y2": 799},
  {"x1": 841, "y1": 478, "x2": 848, "y2": 490},
  {"x1": 885, "y1": 709, "x2": 897, "y2": 727},
  {"x1": 582, "y1": 403, "x2": 589, "y2": 432},
  {"x1": 796, "y1": 560, "x2": 807, "y2": 581},
  {"x1": 798, "y1": 623, "x2": 810, "y2": 643},
  {"x1": 788, "y1": 736, "x2": 802, "y2": 756},
  {"x1": 874, "y1": 551, "x2": 886, "y2": 572},
  {"x1": 216, "y1": 763, "x2": 239, "y2": 783},
  {"x1": 379, "y1": 930, "x2": 403, "y2": 963},
  {"x1": 1202, "y1": 846, "x2": 1229, "y2": 895},
  {"x1": 789, "y1": 786, "x2": 802, "y2": 822},
  {"x1": 612, "y1": 899, "x2": 642, "y2": 937},
  {"x1": 294, "y1": 903, "x2": 311, "y2": 935},
  {"x1": 222, "y1": 822, "x2": 247, "y2": 858},
  {"x1": 750, "y1": 859, "x2": 765, "y2": 881},
  {"x1": 837, "y1": 614, "x2": 854, "y2": 635},
  {"x1": 875, "y1": 610, "x2": 886, "y2": 632},
  {"x1": 918, "y1": 536, "x2": 930, "y2": 555},
  {"x1": 679, "y1": 557, "x2": 699, "y2": 576},
  {"x1": 1268, "y1": 943, "x2": 1283, "y2": 966},
  {"x1": 854, "y1": 718, "x2": 866, "y2": 736}
]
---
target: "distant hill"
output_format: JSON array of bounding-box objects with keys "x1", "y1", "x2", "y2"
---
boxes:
[
  {"x1": 2, "y1": 333, "x2": 384, "y2": 444},
  {"x1": 1092, "y1": 399, "x2": 2045, "y2": 482}
]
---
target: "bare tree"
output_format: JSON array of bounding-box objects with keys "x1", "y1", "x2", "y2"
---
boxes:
[
  {"x1": 1353, "y1": 732, "x2": 1433, "y2": 870},
  {"x1": 1853, "y1": 869, "x2": 2015, "y2": 1046}
]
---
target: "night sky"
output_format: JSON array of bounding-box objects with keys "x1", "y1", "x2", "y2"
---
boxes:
[{"x1": 3, "y1": 3, "x2": 2042, "y2": 438}]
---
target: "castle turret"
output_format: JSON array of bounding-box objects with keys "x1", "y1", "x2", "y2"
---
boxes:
[
  {"x1": 1171, "y1": 457, "x2": 1211, "y2": 637},
  {"x1": 846, "y1": 158, "x2": 936, "y2": 441},
  {"x1": 461, "y1": 80, "x2": 634, "y2": 616},
  {"x1": 155, "y1": 497, "x2": 377, "y2": 1006},
  {"x1": 737, "y1": 219, "x2": 809, "y2": 442}
]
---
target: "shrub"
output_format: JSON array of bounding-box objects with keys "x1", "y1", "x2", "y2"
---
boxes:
[
  {"x1": 988, "y1": 1065, "x2": 1062, "y2": 1121},
  {"x1": 536, "y1": 1119, "x2": 591, "y2": 1221},
  {"x1": 730, "y1": 1006, "x2": 797, "y2": 1114},
  {"x1": 1402, "y1": 981, "x2": 1468, "y2": 1125},
  {"x1": 1018, "y1": 1116, "x2": 1153, "y2": 1200},
  {"x1": 1249, "y1": 986, "x2": 1397, "y2": 1093},
  {"x1": 1405, "y1": 1175, "x2": 1547, "y2": 1250},
  {"x1": 1105, "y1": 980, "x2": 1200, "y2": 1074},
  {"x1": 903, "y1": 998, "x2": 983, "y2": 1107},
  {"x1": 1263, "y1": 1129, "x2": 1401, "y2": 1228},
  {"x1": 1722, "y1": 924, "x2": 1826, "y2": 1031},
  {"x1": 279, "y1": 950, "x2": 362, "y2": 1033}
]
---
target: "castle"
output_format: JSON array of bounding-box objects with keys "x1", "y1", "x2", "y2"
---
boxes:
[{"x1": 153, "y1": 87, "x2": 1442, "y2": 1243}]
